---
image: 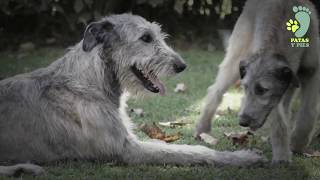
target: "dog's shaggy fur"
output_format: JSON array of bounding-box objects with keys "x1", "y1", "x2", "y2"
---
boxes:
[{"x1": 0, "y1": 14, "x2": 264, "y2": 176}]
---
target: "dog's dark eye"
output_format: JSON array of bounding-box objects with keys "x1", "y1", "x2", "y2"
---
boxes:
[
  {"x1": 140, "y1": 33, "x2": 153, "y2": 43},
  {"x1": 255, "y1": 84, "x2": 269, "y2": 95}
]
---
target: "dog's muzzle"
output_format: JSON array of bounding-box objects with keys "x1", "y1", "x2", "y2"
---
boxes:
[
  {"x1": 239, "y1": 114, "x2": 254, "y2": 127},
  {"x1": 172, "y1": 55, "x2": 187, "y2": 73}
]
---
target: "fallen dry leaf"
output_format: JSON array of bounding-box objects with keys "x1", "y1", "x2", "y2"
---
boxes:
[
  {"x1": 199, "y1": 133, "x2": 219, "y2": 145},
  {"x1": 140, "y1": 122, "x2": 165, "y2": 139},
  {"x1": 158, "y1": 121, "x2": 171, "y2": 127},
  {"x1": 158, "y1": 120, "x2": 188, "y2": 128},
  {"x1": 216, "y1": 110, "x2": 226, "y2": 116},
  {"x1": 216, "y1": 109, "x2": 233, "y2": 116},
  {"x1": 303, "y1": 149, "x2": 320, "y2": 158},
  {"x1": 174, "y1": 83, "x2": 187, "y2": 93},
  {"x1": 163, "y1": 133, "x2": 182, "y2": 142},
  {"x1": 224, "y1": 131, "x2": 254, "y2": 146},
  {"x1": 140, "y1": 123, "x2": 181, "y2": 142},
  {"x1": 130, "y1": 108, "x2": 144, "y2": 117},
  {"x1": 261, "y1": 136, "x2": 269, "y2": 143}
]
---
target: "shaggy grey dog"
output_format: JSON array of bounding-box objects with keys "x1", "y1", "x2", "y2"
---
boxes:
[
  {"x1": 195, "y1": 0, "x2": 319, "y2": 164},
  {"x1": 0, "y1": 14, "x2": 264, "y2": 176}
]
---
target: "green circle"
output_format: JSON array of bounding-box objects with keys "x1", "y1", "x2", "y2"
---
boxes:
[{"x1": 293, "y1": 6, "x2": 298, "y2": 12}]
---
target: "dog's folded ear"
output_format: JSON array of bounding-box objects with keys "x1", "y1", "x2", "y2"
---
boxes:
[
  {"x1": 82, "y1": 21, "x2": 114, "y2": 52},
  {"x1": 276, "y1": 66, "x2": 300, "y2": 88},
  {"x1": 272, "y1": 53, "x2": 300, "y2": 88}
]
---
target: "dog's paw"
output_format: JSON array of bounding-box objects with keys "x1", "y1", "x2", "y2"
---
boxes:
[
  {"x1": 194, "y1": 123, "x2": 211, "y2": 140},
  {"x1": 271, "y1": 159, "x2": 291, "y2": 167},
  {"x1": 1, "y1": 164, "x2": 45, "y2": 177},
  {"x1": 235, "y1": 150, "x2": 267, "y2": 167},
  {"x1": 218, "y1": 150, "x2": 267, "y2": 167},
  {"x1": 17, "y1": 164, "x2": 45, "y2": 176},
  {"x1": 290, "y1": 138, "x2": 308, "y2": 154}
]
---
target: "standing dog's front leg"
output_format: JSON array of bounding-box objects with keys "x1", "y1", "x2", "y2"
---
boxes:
[
  {"x1": 121, "y1": 137, "x2": 265, "y2": 167},
  {"x1": 194, "y1": 13, "x2": 253, "y2": 137},
  {"x1": 270, "y1": 104, "x2": 291, "y2": 164},
  {"x1": 291, "y1": 50, "x2": 320, "y2": 153},
  {"x1": 270, "y1": 87, "x2": 297, "y2": 164},
  {"x1": 291, "y1": 73, "x2": 319, "y2": 153},
  {"x1": 195, "y1": 63, "x2": 239, "y2": 137}
]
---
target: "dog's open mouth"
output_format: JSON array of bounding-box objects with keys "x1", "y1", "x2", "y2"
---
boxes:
[{"x1": 131, "y1": 65, "x2": 165, "y2": 95}]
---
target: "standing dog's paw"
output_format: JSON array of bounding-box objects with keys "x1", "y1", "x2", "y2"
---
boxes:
[
  {"x1": 194, "y1": 122, "x2": 211, "y2": 140},
  {"x1": 271, "y1": 159, "x2": 291, "y2": 167}
]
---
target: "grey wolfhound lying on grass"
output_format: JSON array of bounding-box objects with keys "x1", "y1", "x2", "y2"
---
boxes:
[
  {"x1": 195, "y1": 0, "x2": 319, "y2": 164},
  {"x1": 0, "y1": 14, "x2": 264, "y2": 176}
]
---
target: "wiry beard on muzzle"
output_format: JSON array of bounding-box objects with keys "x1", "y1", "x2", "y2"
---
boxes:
[{"x1": 115, "y1": 58, "x2": 174, "y2": 97}]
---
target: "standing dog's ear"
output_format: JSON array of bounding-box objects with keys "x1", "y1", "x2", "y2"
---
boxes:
[
  {"x1": 272, "y1": 53, "x2": 300, "y2": 88},
  {"x1": 82, "y1": 21, "x2": 114, "y2": 52},
  {"x1": 275, "y1": 66, "x2": 300, "y2": 88}
]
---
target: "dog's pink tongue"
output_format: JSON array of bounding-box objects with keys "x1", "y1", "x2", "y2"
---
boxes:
[{"x1": 150, "y1": 77, "x2": 166, "y2": 96}]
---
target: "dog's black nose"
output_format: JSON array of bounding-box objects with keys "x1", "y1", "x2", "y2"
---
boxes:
[
  {"x1": 172, "y1": 54, "x2": 187, "y2": 73},
  {"x1": 174, "y1": 63, "x2": 187, "y2": 73},
  {"x1": 239, "y1": 114, "x2": 253, "y2": 127}
]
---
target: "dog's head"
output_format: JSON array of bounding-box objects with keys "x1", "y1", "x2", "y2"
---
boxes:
[
  {"x1": 238, "y1": 53, "x2": 299, "y2": 130},
  {"x1": 82, "y1": 14, "x2": 186, "y2": 96}
]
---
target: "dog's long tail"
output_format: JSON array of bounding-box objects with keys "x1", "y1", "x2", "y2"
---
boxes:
[
  {"x1": 0, "y1": 164, "x2": 44, "y2": 177},
  {"x1": 123, "y1": 139, "x2": 266, "y2": 167}
]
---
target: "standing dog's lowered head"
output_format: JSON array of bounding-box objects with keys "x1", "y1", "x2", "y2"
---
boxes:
[
  {"x1": 238, "y1": 52, "x2": 300, "y2": 130},
  {"x1": 0, "y1": 14, "x2": 264, "y2": 176}
]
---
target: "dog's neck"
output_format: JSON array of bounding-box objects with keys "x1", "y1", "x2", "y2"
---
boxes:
[
  {"x1": 49, "y1": 43, "x2": 122, "y2": 107},
  {"x1": 103, "y1": 58, "x2": 122, "y2": 106}
]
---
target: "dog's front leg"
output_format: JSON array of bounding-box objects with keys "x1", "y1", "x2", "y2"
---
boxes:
[
  {"x1": 195, "y1": 62, "x2": 239, "y2": 137},
  {"x1": 290, "y1": 77, "x2": 319, "y2": 153},
  {"x1": 121, "y1": 137, "x2": 265, "y2": 167},
  {"x1": 195, "y1": 13, "x2": 254, "y2": 137},
  {"x1": 291, "y1": 50, "x2": 320, "y2": 153},
  {"x1": 270, "y1": 106, "x2": 291, "y2": 164}
]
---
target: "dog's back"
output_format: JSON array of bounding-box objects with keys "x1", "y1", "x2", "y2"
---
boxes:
[
  {"x1": 239, "y1": 0, "x2": 318, "y2": 59},
  {"x1": 0, "y1": 63, "x2": 63, "y2": 162}
]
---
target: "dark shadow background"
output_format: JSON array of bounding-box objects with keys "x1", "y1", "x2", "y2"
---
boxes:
[{"x1": 1, "y1": 0, "x2": 319, "y2": 52}]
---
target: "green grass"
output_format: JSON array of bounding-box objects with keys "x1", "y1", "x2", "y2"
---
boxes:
[{"x1": 0, "y1": 48, "x2": 320, "y2": 180}]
